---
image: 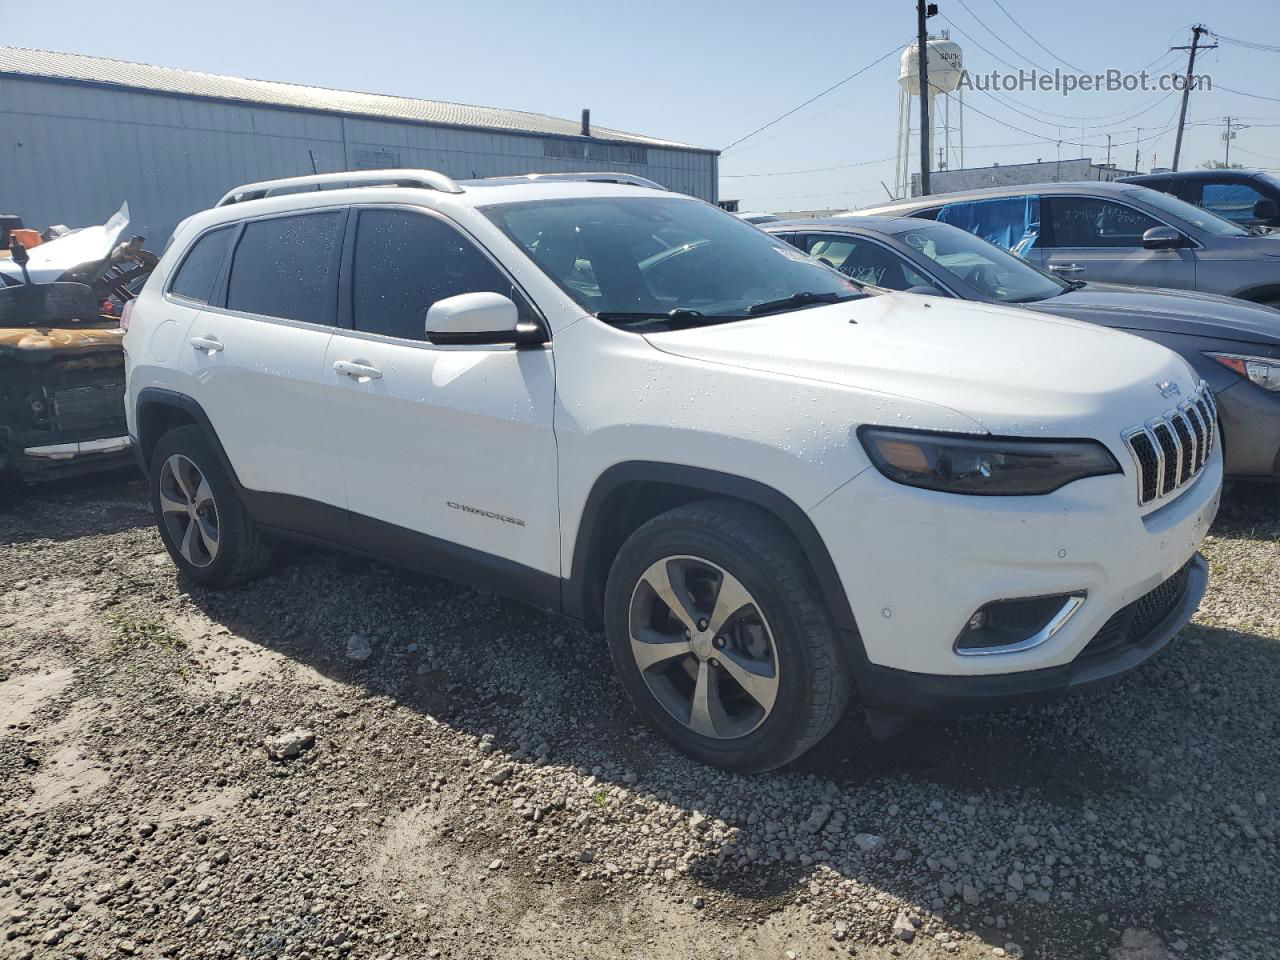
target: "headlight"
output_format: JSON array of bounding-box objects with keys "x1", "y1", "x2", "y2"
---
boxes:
[
  {"x1": 1207, "y1": 352, "x2": 1280, "y2": 392},
  {"x1": 858, "y1": 427, "x2": 1121, "y2": 495}
]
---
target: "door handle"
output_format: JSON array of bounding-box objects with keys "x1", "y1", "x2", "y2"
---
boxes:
[
  {"x1": 1048, "y1": 263, "x2": 1085, "y2": 274},
  {"x1": 190, "y1": 336, "x2": 224, "y2": 353},
  {"x1": 333, "y1": 359, "x2": 383, "y2": 381}
]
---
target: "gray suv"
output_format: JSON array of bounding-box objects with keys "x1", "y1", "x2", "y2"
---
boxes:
[{"x1": 854, "y1": 181, "x2": 1280, "y2": 308}]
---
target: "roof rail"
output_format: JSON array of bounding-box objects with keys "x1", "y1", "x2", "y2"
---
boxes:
[
  {"x1": 465, "y1": 172, "x2": 668, "y2": 191},
  {"x1": 216, "y1": 169, "x2": 464, "y2": 206}
]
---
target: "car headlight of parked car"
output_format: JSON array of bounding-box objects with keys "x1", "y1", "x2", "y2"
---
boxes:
[
  {"x1": 1207, "y1": 353, "x2": 1280, "y2": 392},
  {"x1": 858, "y1": 427, "x2": 1121, "y2": 495}
]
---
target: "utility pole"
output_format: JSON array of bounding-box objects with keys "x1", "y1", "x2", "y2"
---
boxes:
[
  {"x1": 917, "y1": 1, "x2": 936, "y2": 195},
  {"x1": 1171, "y1": 25, "x2": 1216, "y2": 172},
  {"x1": 1224, "y1": 116, "x2": 1233, "y2": 165},
  {"x1": 1134, "y1": 127, "x2": 1141, "y2": 173},
  {"x1": 1105, "y1": 134, "x2": 1112, "y2": 168}
]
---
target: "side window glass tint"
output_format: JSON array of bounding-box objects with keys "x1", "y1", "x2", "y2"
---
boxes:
[
  {"x1": 352, "y1": 210, "x2": 520, "y2": 342},
  {"x1": 226, "y1": 212, "x2": 345, "y2": 324},
  {"x1": 935, "y1": 196, "x2": 1041, "y2": 255},
  {"x1": 169, "y1": 226, "x2": 233, "y2": 304},
  {"x1": 1047, "y1": 197, "x2": 1158, "y2": 248},
  {"x1": 1200, "y1": 182, "x2": 1267, "y2": 223},
  {"x1": 803, "y1": 235, "x2": 918, "y2": 290}
]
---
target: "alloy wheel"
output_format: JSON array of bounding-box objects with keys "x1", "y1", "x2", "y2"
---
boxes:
[
  {"x1": 158, "y1": 453, "x2": 220, "y2": 568},
  {"x1": 627, "y1": 555, "x2": 780, "y2": 739}
]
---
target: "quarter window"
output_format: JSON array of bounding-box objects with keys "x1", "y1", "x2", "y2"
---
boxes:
[
  {"x1": 169, "y1": 226, "x2": 233, "y2": 304},
  {"x1": 351, "y1": 209, "x2": 521, "y2": 342},
  {"x1": 226, "y1": 212, "x2": 345, "y2": 323},
  {"x1": 1045, "y1": 197, "x2": 1159, "y2": 248}
]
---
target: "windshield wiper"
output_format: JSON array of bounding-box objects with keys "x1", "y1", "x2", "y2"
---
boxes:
[
  {"x1": 595, "y1": 308, "x2": 746, "y2": 328},
  {"x1": 746, "y1": 291, "x2": 860, "y2": 316}
]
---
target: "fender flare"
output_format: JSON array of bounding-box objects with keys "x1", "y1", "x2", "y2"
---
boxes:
[
  {"x1": 134, "y1": 387, "x2": 243, "y2": 490},
  {"x1": 564, "y1": 461, "x2": 860, "y2": 636}
]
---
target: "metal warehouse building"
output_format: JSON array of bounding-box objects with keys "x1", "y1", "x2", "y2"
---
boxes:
[{"x1": 0, "y1": 47, "x2": 718, "y2": 245}]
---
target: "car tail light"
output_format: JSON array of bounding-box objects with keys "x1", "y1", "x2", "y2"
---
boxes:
[{"x1": 120, "y1": 299, "x2": 135, "y2": 333}]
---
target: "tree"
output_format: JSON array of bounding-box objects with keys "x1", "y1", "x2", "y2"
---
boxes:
[{"x1": 1201, "y1": 160, "x2": 1244, "y2": 170}]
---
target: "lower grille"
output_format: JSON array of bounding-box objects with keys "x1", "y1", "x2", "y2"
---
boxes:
[
  {"x1": 1080, "y1": 559, "x2": 1193, "y2": 660},
  {"x1": 52, "y1": 382, "x2": 126, "y2": 432}
]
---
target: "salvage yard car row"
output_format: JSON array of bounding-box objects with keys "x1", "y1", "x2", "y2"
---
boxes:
[{"x1": 4, "y1": 167, "x2": 1276, "y2": 772}]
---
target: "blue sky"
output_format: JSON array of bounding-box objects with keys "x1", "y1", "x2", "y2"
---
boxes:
[{"x1": 9, "y1": 0, "x2": 1280, "y2": 212}]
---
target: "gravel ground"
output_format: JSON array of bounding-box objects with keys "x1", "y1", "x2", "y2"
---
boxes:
[{"x1": 2, "y1": 473, "x2": 1278, "y2": 960}]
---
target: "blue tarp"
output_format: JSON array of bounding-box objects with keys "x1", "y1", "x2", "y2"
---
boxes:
[{"x1": 936, "y1": 196, "x2": 1040, "y2": 258}]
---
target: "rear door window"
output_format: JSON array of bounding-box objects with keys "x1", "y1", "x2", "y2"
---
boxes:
[
  {"x1": 934, "y1": 196, "x2": 1041, "y2": 255},
  {"x1": 800, "y1": 235, "x2": 929, "y2": 290},
  {"x1": 169, "y1": 226, "x2": 234, "y2": 304},
  {"x1": 350, "y1": 209, "x2": 523, "y2": 342},
  {"x1": 226, "y1": 211, "x2": 345, "y2": 324}
]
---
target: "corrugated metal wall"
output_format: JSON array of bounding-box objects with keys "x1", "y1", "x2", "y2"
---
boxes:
[{"x1": 0, "y1": 76, "x2": 717, "y2": 244}]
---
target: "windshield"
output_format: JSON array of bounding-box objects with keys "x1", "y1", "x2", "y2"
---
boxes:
[
  {"x1": 897, "y1": 224, "x2": 1069, "y2": 303},
  {"x1": 1125, "y1": 187, "x2": 1251, "y2": 237},
  {"x1": 482, "y1": 196, "x2": 860, "y2": 326}
]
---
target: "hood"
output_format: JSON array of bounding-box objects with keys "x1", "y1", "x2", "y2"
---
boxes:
[
  {"x1": 644, "y1": 293, "x2": 1199, "y2": 440},
  {"x1": 0, "y1": 203, "x2": 130, "y2": 285},
  {"x1": 0, "y1": 326, "x2": 123, "y2": 364},
  {"x1": 1027, "y1": 282, "x2": 1280, "y2": 346}
]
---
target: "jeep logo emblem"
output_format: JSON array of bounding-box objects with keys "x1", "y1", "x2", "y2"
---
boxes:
[{"x1": 1156, "y1": 381, "x2": 1181, "y2": 399}]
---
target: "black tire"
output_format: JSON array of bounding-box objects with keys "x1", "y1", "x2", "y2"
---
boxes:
[
  {"x1": 0, "y1": 282, "x2": 100, "y2": 325},
  {"x1": 149, "y1": 425, "x2": 271, "y2": 588},
  {"x1": 603, "y1": 500, "x2": 851, "y2": 772}
]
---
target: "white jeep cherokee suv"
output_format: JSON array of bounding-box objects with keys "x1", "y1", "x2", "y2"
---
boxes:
[{"x1": 124, "y1": 169, "x2": 1222, "y2": 771}]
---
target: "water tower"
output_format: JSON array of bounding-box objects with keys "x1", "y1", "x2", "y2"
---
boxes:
[{"x1": 895, "y1": 34, "x2": 964, "y2": 198}]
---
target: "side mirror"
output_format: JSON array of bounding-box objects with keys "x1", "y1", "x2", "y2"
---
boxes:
[
  {"x1": 1141, "y1": 225, "x2": 1185, "y2": 250},
  {"x1": 1252, "y1": 198, "x2": 1280, "y2": 226},
  {"x1": 424, "y1": 292, "x2": 545, "y2": 346},
  {"x1": 904, "y1": 285, "x2": 948, "y2": 297}
]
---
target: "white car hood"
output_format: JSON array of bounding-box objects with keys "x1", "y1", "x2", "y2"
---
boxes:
[
  {"x1": 643, "y1": 293, "x2": 1199, "y2": 439},
  {"x1": 0, "y1": 202, "x2": 130, "y2": 284}
]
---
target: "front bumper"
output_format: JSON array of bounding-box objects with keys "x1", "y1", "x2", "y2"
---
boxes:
[
  {"x1": 845, "y1": 553, "x2": 1206, "y2": 716},
  {"x1": 810, "y1": 440, "x2": 1221, "y2": 684}
]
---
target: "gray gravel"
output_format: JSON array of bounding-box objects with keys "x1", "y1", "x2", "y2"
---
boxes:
[{"x1": 1, "y1": 473, "x2": 1278, "y2": 959}]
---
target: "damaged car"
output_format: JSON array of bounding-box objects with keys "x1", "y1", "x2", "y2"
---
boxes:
[{"x1": 0, "y1": 203, "x2": 156, "y2": 483}]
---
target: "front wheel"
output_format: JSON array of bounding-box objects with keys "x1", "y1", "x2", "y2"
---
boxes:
[
  {"x1": 149, "y1": 425, "x2": 271, "y2": 588},
  {"x1": 603, "y1": 501, "x2": 850, "y2": 772}
]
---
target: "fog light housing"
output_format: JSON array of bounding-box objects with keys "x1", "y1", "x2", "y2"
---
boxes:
[{"x1": 955, "y1": 593, "x2": 1085, "y2": 655}]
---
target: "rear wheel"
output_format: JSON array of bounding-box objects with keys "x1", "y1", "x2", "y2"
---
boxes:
[
  {"x1": 149, "y1": 425, "x2": 271, "y2": 587},
  {"x1": 603, "y1": 501, "x2": 850, "y2": 772}
]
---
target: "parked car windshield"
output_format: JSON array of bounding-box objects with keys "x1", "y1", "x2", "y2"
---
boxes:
[
  {"x1": 896, "y1": 224, "x2": 1070, "y2": 303},
  {"x1": 482, "y1": 196, "x2": 861, "y2": 327},
  {"x1": 1125, "y1": 188, "x2": 1251, "y2": 237}
]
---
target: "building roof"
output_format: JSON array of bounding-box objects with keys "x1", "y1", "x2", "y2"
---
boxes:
[{"x1": 0, "y1": 46, "x2": 712, "y2": 153}]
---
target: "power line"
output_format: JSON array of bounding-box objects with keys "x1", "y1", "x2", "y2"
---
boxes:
[
  {"x1": 988, "y1": 0, "x2": 1087, "y2": 72},
  {"x1": 1210, "y1": 31, "x2": 1280, "y2": 54},
  {"x1": 940, "y1": 14, "x2": 1179, "y2": 124},
  {"x1": 721, "y1": 155, "x2": 896, "y2": 178},
  {"x1": 1215, "y1": 83, "x2": 1280, "y2": 104},
  {"x1": 951, "y1": 0, "x2": 1054, "y2": 73},
  {"x1": 721, "y1": 42, "x2": 905, "y2": 153},
  {"x1": 719, "y1": 70, "x2": 899, "y2": 157}
]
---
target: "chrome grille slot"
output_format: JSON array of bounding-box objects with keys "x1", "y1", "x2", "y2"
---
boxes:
[
  {"x1": 1152, "y1": 423, "x2": 1178, "y2": 496},
  {"x1": 1123, "y1": 381, "x2": 1217, "y2": 506},
  {"x1": 1170, "y1": 415, "x2": 1194, "y2": 485}
]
